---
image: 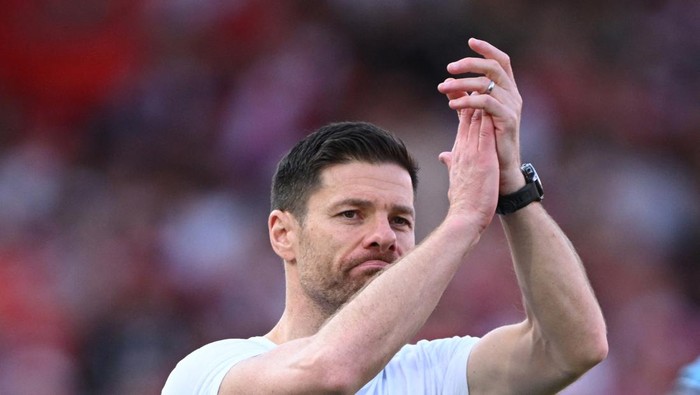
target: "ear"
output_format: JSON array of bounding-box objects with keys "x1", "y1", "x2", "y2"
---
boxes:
[{"x1": 268, "y1": 210, "x2": 299, "y2": 263}]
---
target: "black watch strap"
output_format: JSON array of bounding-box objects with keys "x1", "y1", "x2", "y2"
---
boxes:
[
  {"x1": 496, "y1": 183, "x2": 542, "y2": 215},
  {"x1": 496, "y1": 163, "x2": 544, "y2": 215}
]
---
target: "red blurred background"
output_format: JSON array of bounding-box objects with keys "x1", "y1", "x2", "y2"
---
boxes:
[{"x1": 0, "y1": 1, "x2": 698, "y2": 394}]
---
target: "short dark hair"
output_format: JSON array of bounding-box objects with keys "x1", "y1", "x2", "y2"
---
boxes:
[{"x1": 271, "y1": 121, "x2": 419, "y2": 221}]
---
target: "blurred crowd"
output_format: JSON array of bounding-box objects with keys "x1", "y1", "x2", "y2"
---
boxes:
[{"x1": 0, "y1": 1, "x2": 698, "y2": 394}]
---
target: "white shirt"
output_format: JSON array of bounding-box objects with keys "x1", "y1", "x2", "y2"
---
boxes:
[{"x1": 162, "y1": 335, "x2": 479, "y2": 395}]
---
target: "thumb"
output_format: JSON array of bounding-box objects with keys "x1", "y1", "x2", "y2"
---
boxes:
[{"x1": 439, "y1": 152, "x2": 452, "y2": 169}]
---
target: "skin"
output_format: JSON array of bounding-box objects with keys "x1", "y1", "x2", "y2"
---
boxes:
[
  {"x1": 292, "y1": 162, "x2": 415, "y2": 317},
  {"x1": 218, "y1": 38, "x2": 608, "y2": 395}
]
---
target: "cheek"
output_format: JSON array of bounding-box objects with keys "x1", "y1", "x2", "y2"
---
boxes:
[
  {"x1": 397, "y1": 233, "x2": 416, "y2": 255},
  {"x1": 299, "y1": 227, "x2": 347, "y2": 262}
]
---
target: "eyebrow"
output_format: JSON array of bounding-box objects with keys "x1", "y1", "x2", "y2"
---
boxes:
[{"x1": 330, "y1": 198, "x2": 415, "y2": 218}]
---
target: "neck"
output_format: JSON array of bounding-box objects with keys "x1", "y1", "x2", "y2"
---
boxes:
[
  {"x1": 265, "y1": 308, "x2": 327, "y2": 345},
  {"x1": 265, "y1": 271, "x2": 333, "y2": 344}
]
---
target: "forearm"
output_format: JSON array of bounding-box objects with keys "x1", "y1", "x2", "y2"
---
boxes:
[
  {"x1": 501, "y1": 203, "x2": 607, "y2": 371},
  {"x1": 314, "y1": 215, "x2": 482, "y2": 390}
]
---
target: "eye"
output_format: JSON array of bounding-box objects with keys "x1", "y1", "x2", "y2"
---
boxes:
[
  {"x1": 391, "y1": 216, "x2": 412, "y2": 228},
  {"x1": 339, "y1": 210, "x2": 358, "y2": 219}
]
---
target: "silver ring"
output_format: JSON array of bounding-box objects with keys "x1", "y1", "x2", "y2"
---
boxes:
[{"x1": 486, "y1": 80, "x2": 495, "y2": 95}]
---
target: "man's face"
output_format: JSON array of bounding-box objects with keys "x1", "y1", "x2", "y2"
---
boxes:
[{"x1": 294, "y1": 161, "x2": 416, "y2": 315}]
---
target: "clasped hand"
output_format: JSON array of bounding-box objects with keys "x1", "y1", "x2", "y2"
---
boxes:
[{"x1": 437, "y1": 38, "x2": 524, "y2": 230}]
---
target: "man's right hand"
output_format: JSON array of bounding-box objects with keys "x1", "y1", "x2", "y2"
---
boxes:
[{"x1": 438, "y1": 106, "x2": 500, "y2": 235}]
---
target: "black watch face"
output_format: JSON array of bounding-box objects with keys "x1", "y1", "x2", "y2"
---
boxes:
[{"x1": 521, "y1": 163, "x2": 537, "y2": 182}]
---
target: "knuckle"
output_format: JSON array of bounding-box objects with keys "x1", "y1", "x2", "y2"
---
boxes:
[
  {"x1": 502, "y1": 54, "x2": 512, "y2": 67},
  {"x1": 487, "y1": 59, "x2": 500, "y2": 70},
  {"x1": 515, "y1": 95, "x2": 523, "y2": 109}
]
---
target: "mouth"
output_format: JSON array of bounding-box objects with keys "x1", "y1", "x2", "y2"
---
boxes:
[
  {"x1": 347, "y1": 256, "x2": 396, "y2": 275},
  {"x1": 354, "y1": 260, "x2": 389, "y2": 270}
]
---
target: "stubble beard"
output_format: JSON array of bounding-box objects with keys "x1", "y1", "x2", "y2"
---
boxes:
[
  {"x1": 297, "y1": 241, "x2": 372, "y2": 317},
  {"x1": 298, "y1": 268, "x2": 369, "y2": 318}
]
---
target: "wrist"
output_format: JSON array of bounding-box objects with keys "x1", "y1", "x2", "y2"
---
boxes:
[
  {"x1": 499, "y1": 167, "x2": 526, "y2": 195},
  {"x1": 439, "y1": 214, "x2": 485, "y2": 258},
  {"x1": 444, "y1": 207, "x2": 493, "y2": 237},
  {"x1": 496, "y1": 163, "x2": 544, "y2": 216}
]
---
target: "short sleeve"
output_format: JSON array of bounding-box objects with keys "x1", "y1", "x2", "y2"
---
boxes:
[
  {"x1": 162, "y1": 337, "x2": 275, "y2": 395},
  {"x1": 358, "y1": 335, "x2": 480, "y2": 394},
  {"x1": 437, "y1": 336, "x2": 480, "y2": 394}
]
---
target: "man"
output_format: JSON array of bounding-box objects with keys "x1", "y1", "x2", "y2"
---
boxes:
[{"x1": 163, "y1": 38, "x2": 607, "y2": 394}]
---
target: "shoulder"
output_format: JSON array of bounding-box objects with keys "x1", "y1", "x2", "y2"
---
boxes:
[{"x1": 162, "y1": 337, "x2": 276, "y2": 395}]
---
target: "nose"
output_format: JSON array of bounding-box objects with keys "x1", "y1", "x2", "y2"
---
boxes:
[{"x1": 363, "y1": 218, "x2": 397, "y2": 253}]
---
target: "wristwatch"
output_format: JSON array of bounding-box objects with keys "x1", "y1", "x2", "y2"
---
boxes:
[{"x1": 496, "y1": 163, "x2": 544, "y2": 215}]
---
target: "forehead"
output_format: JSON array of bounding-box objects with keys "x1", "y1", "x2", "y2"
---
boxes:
[{"x1": 310, "y1": 162, "x2": 414, "y2": 208}]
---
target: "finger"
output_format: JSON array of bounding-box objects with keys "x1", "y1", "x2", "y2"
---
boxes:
[
  {"x1": 441, "y1": 82, "x2": 472, "y2": 109},
  {"x1": 448, "y1": 92, "x2": 514, "y2": 119},
  {"x1": 438, "y1": 78, "x2": 459, "y2": 94},
  {"x1": 466, "y1": 108, "x2": 483, "y2": 152},
  {"x1": 457, "y1": 91, "x2": 483, "y2": 143},
  {"x1": 446, "y1": 57, "x2": 512, "y2": 90},
  {"x1": 478, "y1": 112, "x2": 496, "y2": 153},
  {"x1": 439, "y1": 76, "x2": 494, "y2": 96},
  {"x1": 438, "y1": 152, "x2": 452, "y2": 169},
  {"x1": 450, "y1": 103, "x2": 481, "y2": 157},
  {"x1": 440, "y1": 80, "x2": 478, "y2": 121},
  {"x1": 457, "y1": 94, "x2": 478, "y2": 123},
  {"x1": 468, "y1": 37, "x2": 515, "y2": 80}
]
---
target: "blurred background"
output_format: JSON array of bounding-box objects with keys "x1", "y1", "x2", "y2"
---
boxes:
[{"x1": 0, "y1": 0, "x2": 698, "y2": 394}]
